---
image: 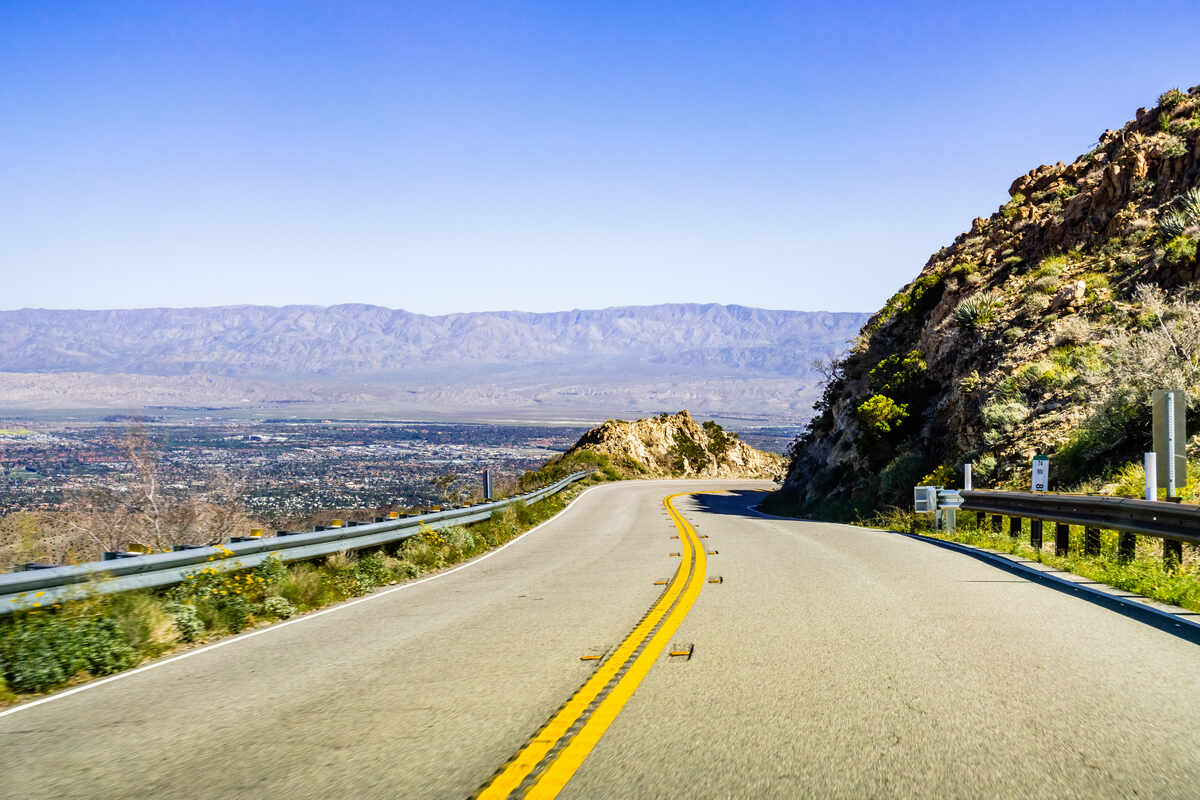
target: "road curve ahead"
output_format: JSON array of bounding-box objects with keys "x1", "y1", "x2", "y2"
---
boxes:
[{"x1": 3, "y1": 481, "x2": 1200, "y2": 799}]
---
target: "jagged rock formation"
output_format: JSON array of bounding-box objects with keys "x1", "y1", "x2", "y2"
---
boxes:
[
  {"x1": 564, "y1": 411, "x2": 784, "y2": 479},
  {"x1": 772, "y1": 87, "x2": 1200, "y2": 517}
]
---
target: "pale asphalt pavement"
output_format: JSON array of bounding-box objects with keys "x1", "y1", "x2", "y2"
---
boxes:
[{"x1": 3, "y1": 480, "x2": 1198, "y2": 799}]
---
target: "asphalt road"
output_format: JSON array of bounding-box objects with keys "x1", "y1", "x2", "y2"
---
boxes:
[{"x1": 3, "y1": 481, "x2": 1200, "y2": 799}]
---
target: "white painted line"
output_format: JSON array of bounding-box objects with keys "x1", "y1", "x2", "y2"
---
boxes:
[{"x1": 0, "y1": 483, "x2": 601, "y2": 720}]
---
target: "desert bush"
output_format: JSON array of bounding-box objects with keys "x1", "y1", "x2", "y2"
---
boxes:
[
  {"x1": 1160, "y1": 88, "x2": 1186, "y2": 109},
  {"x1": 1158, "y1": 188, "x2": 1200, "y2": 239},
  {"x1": 952, "y1": 291, "x2": 1003, "y2": 329},
  {"x1": 389, "y1": 558, "x2": 421, "y2": 581},
  {"x1": 107, "y1": 592, "x2": 176, "y2": 657},
  {"x1": 402, "y1": 538, "x2": 444, "y2": 571},
  {"x1": 981, "y1": 397, "x2": 1030, "y2": 444},
  {"x1": 855, "y1": 394, "x2": 909, "y2": 434},
  {"x1": 1001, "y1": 193, "x2": 1026, "y2": 220},
  {"x1": 0, "y1": 614, "x2": 136, "y2": 693},
  {"x1": 878, "y1": 450, "x2": 928, "y2": 503},
  {"x1": 352, "y1": 551, "x2": 391, "y2": 592},
  {"x1": 918, "y1": 464, "x2": 958, "y2": 488},
  {"x1": 1054, "y1": 316, "x2": 1092, "y2": 346},
  {"x1": 1102, "y1": 284, "x2": 1200, "y2": 405},
  {"x1": 165, "y1": 602, "x2": 205, "y2": 642},
  {"x1": 278, "y1": 562, "x2": 336, "y2": 610},
  {"x1": 259, "y1": 596, "x2": 296, "y2": 620},
  {"x1": 220, "y1": 595, "x2": 251, "y2": 633},
  {"x1": 254, "y1": 555, "x2": 288, "y2": 587},
  {"x1": 868, "y1": 350, "x2": 927, "y2": 398},
  {"x1": 1164, "y1": 235, "x2": 1198, "y2": 264}
]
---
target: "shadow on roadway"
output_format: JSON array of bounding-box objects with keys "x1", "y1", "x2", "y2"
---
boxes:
[
  {"x1": 687, "y1": 488, "x2": 1200, "y2": 647},
  {"x1": 687, "y1": 489, "x2": 776, "y2": 519}
]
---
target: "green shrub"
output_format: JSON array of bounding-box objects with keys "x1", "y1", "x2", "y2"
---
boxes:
[
  {"x1": 868, "y1": 350, "x2": 926, "y2": 397},
  {"x1": 670, "y1": 429, "x2": 710, "y2": 472},
  {"x1": 918, "y1": 464, "x2": 959, "y2": 488},
  {"x1": 1001, "y1": 193, "x2": 1026, "y2": 220},
  {"x1": 259, "y1": 596, "x2": 296, "y2": 620},
  {"x1": 0, "y1": 614, "x2": 136, "y2": 693},
  {"x1": 855, "y1": 394, "x2": 909, "y2": 434},
  {"x1": 165, "y1": 602, "x2": 205, "y2": 643},
  {"x1": 389, "y1": 559, "x2": 421, "y2": 581},
  {"x1": 981, "y1": 397, "x2": 1030, "y2": 444},
  {"x1": 952, "y1": 291, "x2": 1003, "y2": 329},
  {"x1": 440, "y1": 527, "x2": 478, "y2": 562},
  {"x1": 402, "y1": 538, "x2": 444, "y2": 571},
  {"x1": 1159, "y1": 88, "x2": 1186, "y2": 109},
  {"x1": 254, "y1": 555, "x2": 289, "y2": 587},
  {"x1": 1159, "y1": 211, "x2": 1188, "y2": 239},
  {"x1": 878, "y1": 450, "x2": 929, "y2": 503},
  {"x1": 220, "y1": 595, "x2": 251, "y2": 633},
  {"x1": 277, "y1": 562, "x2": 338, "y2": 610},
  {"x1": 353, "y1": 551, "x2": 391, "y2": 591},
  {"x1": 1164, "y1": 235, "x2": 1198, "y2": 264},
  {"x1": 1161, "y1": 135, "x2": 1188, "y2": 158},
  {"x1": 108, "y1": 592, "x2": 176, "y2": 657},
  {"x1": 702, "y1": 420, "x2": 734, "y2": 460}
]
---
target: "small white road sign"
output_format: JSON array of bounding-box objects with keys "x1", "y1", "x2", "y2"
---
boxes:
[{"x1": 1032, "y1": 454, "x2": 1050, "y2": 492}]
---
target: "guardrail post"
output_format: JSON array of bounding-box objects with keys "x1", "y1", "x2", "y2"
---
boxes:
[
  {"x1": 975, "y1": 511, "x2": 985, "y2": 529},
  {"x1": 1055, "y1": 523, "x2": 1069, "y2": 556},
  {"x1": 991, "y1": 515, "x2": 1002, "y2": 534},
  {"x1": 1030, "y1": 519, "x2": 1043, "y2": 550},
  {"x1": 1117, "y1": 532, "x2": 1136, "y2": 562},
  {"x1": 1164, "y1": 538, "x2": 1183, "y2": 570},
  {"x1": 1084, "y1": 527, "x2": 1101, "y2": 556},
  {"x1": 1008, "y1": 516, "x2": 1021, "y2": 539}
]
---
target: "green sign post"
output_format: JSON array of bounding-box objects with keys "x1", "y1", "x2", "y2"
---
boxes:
[{"x1": 1152, "y1": 389, "x2": 1187, "y2": 498}]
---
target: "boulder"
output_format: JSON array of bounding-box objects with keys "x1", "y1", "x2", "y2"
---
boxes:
[{"x1": 1048, "y1": 280, "x2": 1087, "y2": 311}]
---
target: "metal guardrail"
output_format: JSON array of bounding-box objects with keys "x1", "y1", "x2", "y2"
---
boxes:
[
  {"x1": 959, "y1": 490, "x2": 1200, "y2": 546},
  {"x1": 0, "y1": 471, "x2": 587, "y2": 614}
]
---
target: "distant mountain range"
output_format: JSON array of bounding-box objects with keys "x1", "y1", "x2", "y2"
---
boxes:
[{"x1": 0, "y1": 304, "x2": 868, "y2": 422}]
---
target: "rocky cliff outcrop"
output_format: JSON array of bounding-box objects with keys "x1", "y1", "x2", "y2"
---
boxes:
[
  {"x1": 565, "y1": 411, "x2": 784, "y2": 479},
  {"x1": 772, "y1": 87, "x2": 1200, "y2": 517}
]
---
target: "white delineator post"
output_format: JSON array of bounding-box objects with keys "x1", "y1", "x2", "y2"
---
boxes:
[
  {"x1": 1166, "y1": 392, "x2": 1177, "y2": 498},
  {"x1": 963, "y1": 463, "x2": 972, "y2": 491},
  {"x1": 1145, "y1": 452, "x2": 1157, "y2": 502}
]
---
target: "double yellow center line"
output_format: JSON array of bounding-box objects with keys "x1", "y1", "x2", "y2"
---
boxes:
[{"x1": 477, "y1": 493, "x2": 708, "y2": 799}]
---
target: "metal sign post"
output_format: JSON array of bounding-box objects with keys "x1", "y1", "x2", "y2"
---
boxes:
[
  {"x1": 1031, "y1": 454, "x2": 1049, "y2": 492},
  {"x1": 1152, "y1": 389, "x2": 1187, "y2": 498}
]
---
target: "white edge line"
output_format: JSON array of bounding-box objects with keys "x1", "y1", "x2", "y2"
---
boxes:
[{"x1": 0, "y1": 483, "x2": 603, "y2": 720}]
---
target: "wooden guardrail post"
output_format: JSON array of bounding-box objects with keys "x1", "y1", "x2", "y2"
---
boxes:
[
  {"x1": 1055, "y1": 523, "x2": 1069, "y2": 556},
  {"x1": 1164, "y1": 539, "x2": 1183, "y2": 570},
  {"x1": 976, "y1": 511, "x2": 985, "y2": 529},
  {"x1": 1008, "y1": 516, "x2": 1021, "y2": 539},
  {"x1": 1030, "y1": 519, "x2": 1043, "y2": 550},
  {"x1": 991, "y1": 515, "x2": 1002, "y2": 533},
  {"x1": 1084, "y1": 527, "x2": 1101, "y2": 556},
  {"x1": 1117, "y1": 532, "x2": 1136, "y2": 562}
]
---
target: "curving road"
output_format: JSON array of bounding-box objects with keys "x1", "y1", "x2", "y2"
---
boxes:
[{"x1": 3, "y1": 481, "x2": 1200, "y2": 799}]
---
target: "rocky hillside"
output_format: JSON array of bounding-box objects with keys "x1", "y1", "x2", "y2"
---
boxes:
[
  {"x1": 771, "y1": 86, "x2": 1200, "y2": 518},
  {"x1": 531, "y1": 411, "x2": 784, "y2": 483}
]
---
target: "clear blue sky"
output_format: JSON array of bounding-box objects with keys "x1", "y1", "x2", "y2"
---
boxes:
[{"x1": 2, "y1": 1, "x2": 1196, "y2": 314}]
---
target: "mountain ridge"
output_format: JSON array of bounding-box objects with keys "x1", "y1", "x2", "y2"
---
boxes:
[{"x1": 0, "y1": 303, "x2": 865, "y2": 379}]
